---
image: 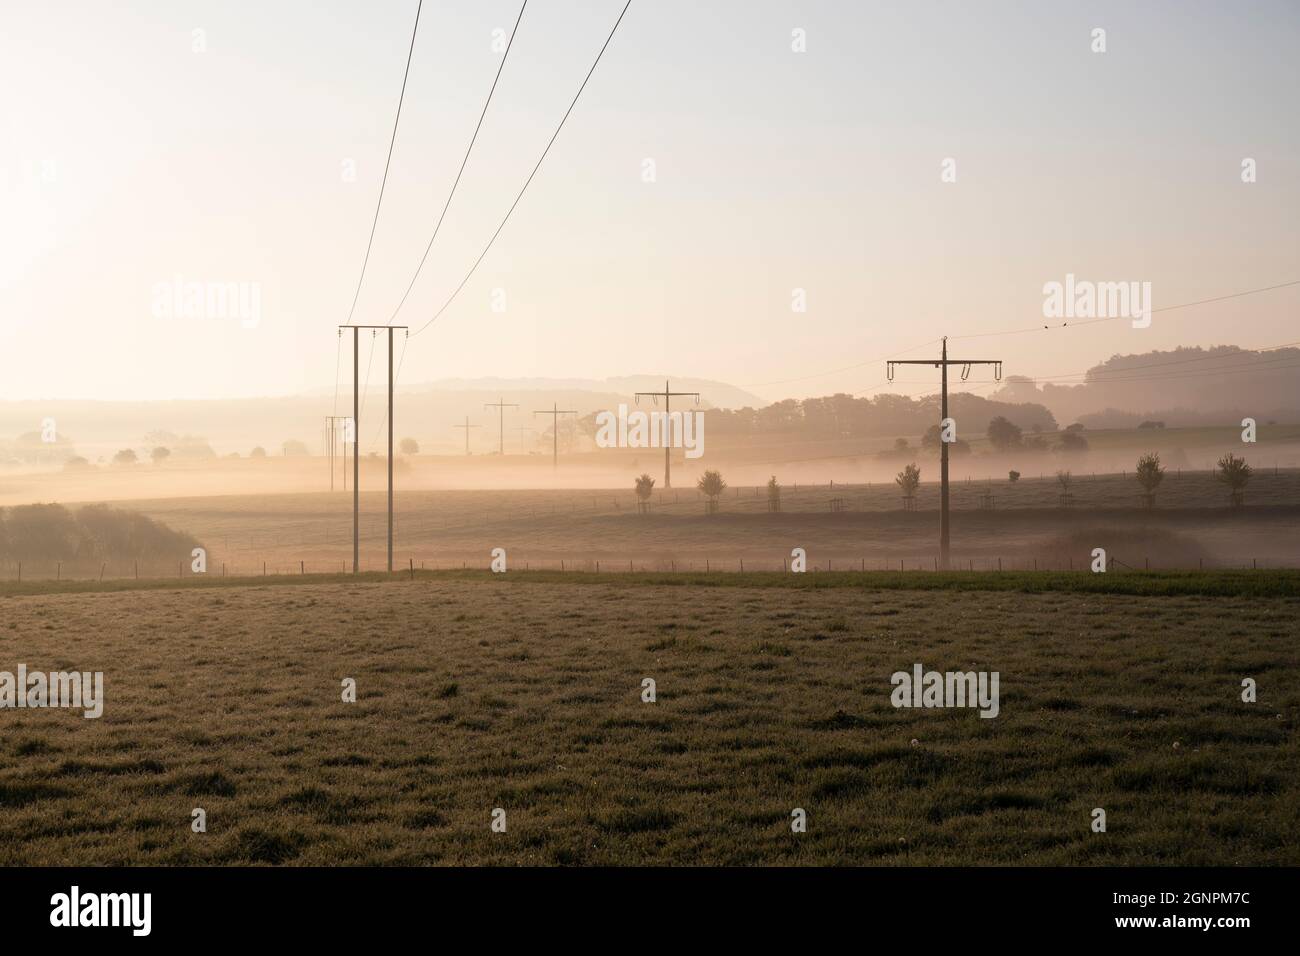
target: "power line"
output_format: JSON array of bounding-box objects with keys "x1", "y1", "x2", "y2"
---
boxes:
[
  {"x1": 409, "y1": 0, "x2": 634, "y2": 339},
  {"x1": 332, "y1": 329, "x2": 342, "y2": 417},
  {"x1": 369, "y1": 330, "x2": 409, "y2": 452},
  {"x1": 952, "y1": 339, "x2": 1300, "y2": 389},
  {"x1": 387, "y1": 0, "x2": 528, "y2": 325},
  {"x1": 948, "y1": 278, "x2": 1300, "y2": 341},
  {"x1": 358, "y1": 329, "x2": 378, "y2": 424},
  {"x1": 343, "y1": 0, "x2": 424, "y2": 326},
  {"x1": 742, "y1": 338, "x2": 941, "y2": 388},
  {"x1": 744, "y1": 280, "x2": 1299, "y2": 395}
]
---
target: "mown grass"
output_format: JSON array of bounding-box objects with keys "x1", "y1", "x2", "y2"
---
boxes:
[{"x1": 0, "y1": 577, "x2": 1296, "y2": 865}]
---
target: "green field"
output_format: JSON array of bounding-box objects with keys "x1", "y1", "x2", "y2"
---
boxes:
[{"x1": 1, "y1": 572, "x2": 1296, "y2": 865}]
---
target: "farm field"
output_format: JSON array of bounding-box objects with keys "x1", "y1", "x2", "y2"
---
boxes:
[
  {"x1": 0, "y1": 573, "x2": 1296, "y2": 865},
  {"x1": 2, "y1": 467, "x2": 1296, "y2": 581}
]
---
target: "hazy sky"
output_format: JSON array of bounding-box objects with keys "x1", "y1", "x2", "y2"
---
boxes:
[{"x1": 2, "y1": 0, "x2": 1297, "y2": 404}]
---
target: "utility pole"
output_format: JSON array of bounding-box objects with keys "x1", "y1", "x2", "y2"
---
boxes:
[
  {"x1": 887, "y1": 337, "x2": 1002, "y2": 570},
  {"x1": 533, "y1": 403, "x2": 576, "y2": 470},
  {"x1": 514, "y1": 426, "x2": 535, "y2": 455},
  {"x1": 452, "y1": 416, "x2": 481, "y2": 455},
  {"x1": 484, "y1": 396, "x2": 519, "y2": 455},
  {"x1": 387, "y1": 328, "x2": 394, "y2": 573},
  {"x1": 339, "y1": 324, "x2": 407, "y2": 574},
  {"x1": 633, "y1": 379, "x2": 699, "y2": 489},
  {"x1": 324, "y1": 415, "x2": 349, "y2": 490}
]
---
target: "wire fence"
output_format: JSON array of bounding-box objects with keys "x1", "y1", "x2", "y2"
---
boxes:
[{"x1": 0, "y1": 552, "x2": 1288, "y2": 583}]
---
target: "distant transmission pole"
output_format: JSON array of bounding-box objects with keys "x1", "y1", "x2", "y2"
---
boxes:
[
  {"x1": 339, "y1": 324, "x2": 407, "y2": 574},
  {"x1": 514, "y1": 425, "x2": 535, "y2": 454},
  {"x1": 484, "y1": 396, "x2": 519, "y2": 455},
  {"x1": 634, "y1": 379, "x2": 699, "y2": 489},
  {"x1": 533, "y1": 403, "x2": 576, "y2": 470},
  {"x1": 887, "y1": 336, "x2": 1002, "y2": 570},
  {"x1": 324, "y1": 415, "x2": 349, "y2": 490},
  {"x1": 452, "y1": 415, "x2": 481, "y2": 455}
]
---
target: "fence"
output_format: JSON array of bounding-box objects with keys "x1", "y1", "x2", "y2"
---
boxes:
[{"x1": 0, "y1": 552, "x2": 1286, "y2": 583}]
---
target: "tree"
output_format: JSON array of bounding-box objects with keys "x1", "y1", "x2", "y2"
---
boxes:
[
  {"x1": 250, "y1": 446, "x2": 267, "y2": 458},
  {"x1": 987, "y1": 416, "x2": 1022, "y2": 451},
  {"x1": 635, "y1": 473, "x2": 655, "y2": 514},
  {"x1": 150, "y1": 446, "x2": 171, "y2": 464},
  {"x1": 1216, "y1": 453, "x2": 1252, "y2": 506},
  {"x1": 1008, "y1": 470, "x2": 1020, "y2": 483},
  {"x1": 767, "y1": 475, "x2": 781, "y2": 513},
  {"x1": 1056, "y1": 469, "x2": 1073, "y2": 507},
  {"x1": 282, "y1": 440, "x2": 309, "y2": 457},
  {"x1": 922, "y1": 423, "x2": 971, "y2": 456},
  {"x1": 1135, "y1": 452, "x2": 1164, "y2": 507},
  {"x1": 697, "y1": 469, "x2": 726, "y2": 514},
  {"x1": 894, "y1": 437, "x2": 910, "y2": 451},
  {"x1": 1058, "y1": 431, "x2": 1089, "y2": 453},
  {"x1": 112, "y1": 449, "x2": 137, "y2": 465},
  {"x1": 400, "y1": 437, "x2": 420, "y2": 455},
  {"x1": 896, "y1": 462, "x2": 920, "y2": 509}
]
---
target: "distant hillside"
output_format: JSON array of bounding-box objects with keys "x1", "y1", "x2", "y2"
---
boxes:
[
  {"x1": 0, "y1": 375, "x2": 762, "y2": 461},
  {"x1": 992, "y1": 346, "x2": 1300, "y2": 426},
  {"x1": 396, "y1": 375, "x2": 764, "y2": 411}
]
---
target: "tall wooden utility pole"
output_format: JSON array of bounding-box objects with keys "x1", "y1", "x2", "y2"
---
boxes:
[
  {"x1": 887, "y1": 337, "x2": 1002, "y2": 570},
  {"x1": 633, "y1": 379, "x2": 699, "y2": 489},
  {"x1": 340, "y1": 324, "x2": 407, "y2": 574},
  {"x1": 533, "y1": 403, "x2": 576, "y2": 470},
  {"x1": 452, "y1": 416, "x2": 481, "y2": 455},
  {"x1": 484, "y1": 396, "x2": 519, "y2": 455}
]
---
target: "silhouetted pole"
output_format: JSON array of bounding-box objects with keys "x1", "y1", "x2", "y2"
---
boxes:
[
  {"x1": 634, "y1": 379, "x2": 699, "y2": 488},
  {"x1": 340, "y1": 324, "x2": 407, "y2": 574},
  {"x1": 887, "y1": 337, "x2": 1002, "y2": 570},
  {"x1": 514, "y1": 426, "x2": 534, "y2": 454},
  {"x1": 387, "y1": 327, "x2": 394, "y2": 573},
  {"x1": 353, "y1": 326, "x2": 359, "y2": 572},
  {"x1": 453, "y1": 416, "x2": 481, "y2": 455},
  {"x1": 324, "y1": 415, "x2": 349, "y2": 490},
  {"x1": 484, "y1": 396, "x2": 519, "y2": 455},
  {"x1": 533, "y1": 403, "x2": 576, "y2": 470}
]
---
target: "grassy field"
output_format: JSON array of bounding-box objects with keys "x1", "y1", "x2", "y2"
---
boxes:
[
  {"x1": 1, "y1": 572, "x2": 1296, "y2": 865},
  {"x1": 3, "y1": 467, "x2": 1297, "y2": 581}
]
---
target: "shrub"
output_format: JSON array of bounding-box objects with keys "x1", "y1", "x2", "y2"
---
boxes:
[{"x1": 896, "y1": 463, "x2": 921, "y2": 497}]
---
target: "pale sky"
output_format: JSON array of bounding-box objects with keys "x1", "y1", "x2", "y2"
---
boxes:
[{"x1": 1, "y1": 0, "x2": 1297, "y2": 404}]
